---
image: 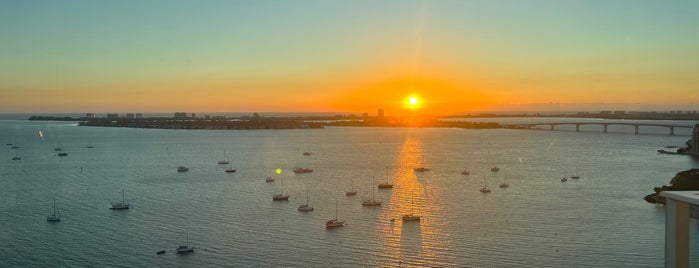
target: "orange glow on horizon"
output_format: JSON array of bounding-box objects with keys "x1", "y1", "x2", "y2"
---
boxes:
[{"x1": 331, "y1": 76, "x2": 497, "y2": 116}]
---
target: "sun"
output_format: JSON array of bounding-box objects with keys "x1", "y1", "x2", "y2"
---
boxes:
[
  {"x1": 404, "y1": 95, "x2": 421, "y2": 110},
  {"x1": 409, "y1": 97, "x2": 418, "y2": 106}
]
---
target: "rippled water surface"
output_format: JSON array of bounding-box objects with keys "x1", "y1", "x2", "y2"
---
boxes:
[{"x1": 1, "y1": 119, "x2": 698, "y2": 267}]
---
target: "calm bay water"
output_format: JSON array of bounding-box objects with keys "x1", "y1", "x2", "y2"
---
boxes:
[{"x1": 1, "y1": 119, "x2": 698, "y2": 267}]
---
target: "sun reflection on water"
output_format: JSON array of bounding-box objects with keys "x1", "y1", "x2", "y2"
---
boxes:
[{"x1": 374, "y1": 133, "x2": 446, "y2": 266}]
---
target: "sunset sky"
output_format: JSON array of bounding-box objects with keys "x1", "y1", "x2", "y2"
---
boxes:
[{"x1": 1, "y1": 0, "x2": 698, "y2": 115}]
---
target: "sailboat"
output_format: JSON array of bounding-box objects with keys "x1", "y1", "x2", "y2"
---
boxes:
[
  {"x1": 325, "y1": 200, "x2": 345, "y2": 228},
  {"x1": 345, "y1": 177, "x2": 357, "y2": 196},
  {"x1": 110, "y1": 189, "x2": 130, "y2": 209},
  {"x1": 272, "y1": 175, "x2": 290, "y2": 201},
  {"x1": 402, "y1": 191, "x2": 421, "y2": 222},
  {"x1": 225, "y1": 163, "x2": 236, "y2": 173},
  {"x1": 303, "y1": 146, "x2": 311, "y2": 156},
  {"x1": 12, "y1": 153, "x2": 21, "y2": 160},
  {"x1": 57, "y1": 151, "x2": 68, "y2": 156},
  {"x1": 499, "y1": 173, "x2": 509, "y2": 188},
  {"x1": 479, "y1": 175, "x2": 491, "y2": 193},
  {"x1": 298, "y1": 189, "x2": 314, "y2": 211},
  {"x1": 176, "y1": 230, "x2": 195, "y2": 254},
  {"x1": 570, "y1": 167, "x2": 580, "y2": 179},
  {"x1": 47, "y1": 198, "x2": 61, "y2": 222},
  {"x1": 218, "y1": 150, "x2": 229, "y2": 165},
  {"x1": 265, "y1": 170, "x2": 275, "y2": 182},
  {"x1": 378, "y1": 168, "x2": 393, "y2": 189},
  {"x1": 362, "y1": 176, "x2": 382, "y2": 206},
  {"x1": 561, "y1": 170, "x2": 568, "y2": 182}
]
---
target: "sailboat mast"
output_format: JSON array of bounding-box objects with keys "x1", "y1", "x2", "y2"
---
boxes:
[
  {"x1": 411, "y1": 191, "x2": 415, "y2": 214},
  {"x1": 53, "y1": 198, "x2": 56, "y2": 216},
  {"x1": 385, "y1": 167, "x2": 388, "y2": 183}
]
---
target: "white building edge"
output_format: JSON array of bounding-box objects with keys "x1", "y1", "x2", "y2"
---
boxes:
[{"x1": 661, "y1": 191, "x2": 699, "y2": 268}]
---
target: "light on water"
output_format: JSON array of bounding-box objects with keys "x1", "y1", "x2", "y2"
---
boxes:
[{"x1": 1, "y1": 119, "x2": 699, "y2": 267}]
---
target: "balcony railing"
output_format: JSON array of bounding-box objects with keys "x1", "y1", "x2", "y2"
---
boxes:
[{"x1": 661, "y1": 191, "x2": 698, "y2": 268}]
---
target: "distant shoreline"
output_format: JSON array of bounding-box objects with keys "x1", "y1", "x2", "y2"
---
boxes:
[
  {"x1": 23, "y1": 110, "x2": 699, "y2": 122},
  {"x1": 27, "y1": 115, "x2": 501, "y2": 130},
  {"x1": 25, "y1": 114, "x2": 698, "y2": 132}
]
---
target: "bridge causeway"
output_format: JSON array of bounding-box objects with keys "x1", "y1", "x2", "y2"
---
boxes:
[{"x1": 504, "y1": 122, "x2": 693, "y2": 135}]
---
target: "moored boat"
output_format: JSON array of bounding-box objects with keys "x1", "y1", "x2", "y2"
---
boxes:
[
  {"x1": 298, "y1": 190, "x2": 314, "y2": 211},
  {"x1": 176, "y1": 230, "x2": 194, "y2": 254},
  {"x1": 273, "y1": 175, "x2": 290, "y2": 201},
  {"x1": 47, "y1": 198, "x2": 61, "y2": 222},
  {"x1": 217, "y1": 150, "x2": 229, "y2": 165},
  {"x1": 479, "y1": 176, "x2": 491, "y2": 193},
  {"x1": 110, "y1": 189, "x2": 130, "y2": 210},
  {"x1": 345, "y1": 177, "x2": 357, "y2": 196},
  {"x1": 293, "y1": 167, "x2": 313, "y2": 173},
  {"x1": 325, "y1": 200, "x2": 345, "y2": 228},
  {"x1": 362, "y1": 176, "x2": 382, "y2": 206}
]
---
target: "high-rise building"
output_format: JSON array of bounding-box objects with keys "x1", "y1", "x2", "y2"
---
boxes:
[
  {"x1": 86, "y1": 113, "x2": 95, "y2": 119},
  {"x1": 378, "y1": 108, "x2": 384, "y2": 118}
]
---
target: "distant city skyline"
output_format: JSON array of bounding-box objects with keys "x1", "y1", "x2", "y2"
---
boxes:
[{"x1": 1, "y1": 0, "x2": 698, "y2": 115}]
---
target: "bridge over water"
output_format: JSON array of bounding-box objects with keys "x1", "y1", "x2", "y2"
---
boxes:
[{"x1": 503, "y1": 122, "x2": 693, "y2": 135}]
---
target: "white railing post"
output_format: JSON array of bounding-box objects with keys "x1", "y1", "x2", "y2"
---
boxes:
[{"x1": 662, "y1": 192, "x2": 691, "y2": 268}]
